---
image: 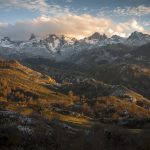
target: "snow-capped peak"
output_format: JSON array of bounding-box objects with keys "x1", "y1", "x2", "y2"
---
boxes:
[
  {"x1": 0, "y1": 31, "x2": 150, "y2": 59},
  {"x1": 108, "y1": 35, "x2": 125, "y2": 44},
  {"x1": 29, "y1": 33, "x2": 37, "y2": 41},
  {"x1": 128, "y1": 31, "x2": 150, "y2": 40},
  {"x1": 1, "y1": 36, "x2": 11, "y2": 42},
  {"x1": 126, "y1": 31, "x2": 150, "y2": 46},
  {"x1": 0, "y1": 37, "x2": 15, "y2": 48},
  {"x1": 111, "y1": 35, "x2": 122, "y2": 40},
  {"x1": 88, "y1": 32, "x2": 107, "y2": 40}
]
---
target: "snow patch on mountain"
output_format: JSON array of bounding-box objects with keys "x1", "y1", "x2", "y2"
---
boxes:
[{"x1": 0, "y1": 31, "x2": 150, "y2": 59}]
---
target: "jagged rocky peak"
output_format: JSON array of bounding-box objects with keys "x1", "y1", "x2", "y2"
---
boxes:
[
  {"x1": 111, "y1": 35, "x2": 122, "y2": 39},
  {"x1": 71, "y1": 37, "x2": 77, "y2": 42},
  {"x1": 1, "y1": 36, "x2": 11, "y2": 41},
  {"x1": 128, "y1": 31, "x2": 150, "y2": 40},
  {"x1": 48, "y1": 34, "x2": 58, "y2": 39},
  {"x1": 110, "y1": 35, "x2": 125, "y2": 42},
  {"x1": 29, "y1": 33, "x2": 36, "y2": 40},
  {"x1": 44, "y1": 34, "x2": 76, "y2": 46},
  {"x1": 88, "y1": 32, "x2": 107, "y2": 40},
  {"x1": 44, "y1": 34, "x2": 59, "y2": 42},
  {"x1": 126, "y1": 31, "x2": 150, "y2": 46}
]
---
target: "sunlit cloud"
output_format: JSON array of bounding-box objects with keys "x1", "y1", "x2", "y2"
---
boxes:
[
  {"x1": 0, "y1": 14, "x2": 148, "y2": 40},
  {"x1": 0, "y1": 0, "x2": 149, "y2": 40}
]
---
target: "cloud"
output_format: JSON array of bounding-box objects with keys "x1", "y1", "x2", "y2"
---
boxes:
[
  {"x1": 110, "y1": 20, "x2": 145, "y2": 37},
  {"x1": 113, "y1": 5, "x2": 150, "y2": 16},
  {"x1": 66, "y1": 0, "x2": 73, "y2": 3},
  {"x1": 96, "y1": 5, "x2": 150, "y2": 19},
  {"x1": 1, "y1": 1, "x2": 150, "y2": 18},
  {"x1": 0, "y1": 0, "x2": 70, "y2": 16},
  {"x1": 0, "y1": 14, "x2": 147, "y2": 40},
  {"x1": 0, "y1": 22, "x2": 9, "y2": 27}
]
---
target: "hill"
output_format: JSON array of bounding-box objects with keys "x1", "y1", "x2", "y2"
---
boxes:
[
  {"x1": 131, "y1": 42, "x2": 150, "y2": 58},
  {"x1": 0, "y1": 59, "x2": 150, "y2": 150},
  {"x1": 88, "y1": 63, "x2": 150, "y2": 99}
]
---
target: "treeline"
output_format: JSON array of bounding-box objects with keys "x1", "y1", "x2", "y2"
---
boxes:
[
  {"x1": 0, "y1": 60, "x2": 18, "y2": 68},
  {"x1": 0, "y1": 78, "x2": 39, "y2": 101},
  {"x1": 0, "y1": 121, "x2": 150, "y2": 150}
]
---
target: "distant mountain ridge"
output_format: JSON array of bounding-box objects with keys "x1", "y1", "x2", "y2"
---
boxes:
[{"x1": 0, "y1": 31, "x2": 150, "y2": 60}]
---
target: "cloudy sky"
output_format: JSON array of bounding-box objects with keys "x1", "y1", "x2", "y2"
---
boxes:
[{"x1": 0, "y1": 0, "x2": 150, "y2": 40}]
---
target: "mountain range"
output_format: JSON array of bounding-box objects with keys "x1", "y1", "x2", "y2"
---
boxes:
[
  {"x1": 0, "y1": 31, "x2": 150, "y2": 60},
  {"x1": 0, "y1": 31, "x2": 150, "y2": 150}
]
